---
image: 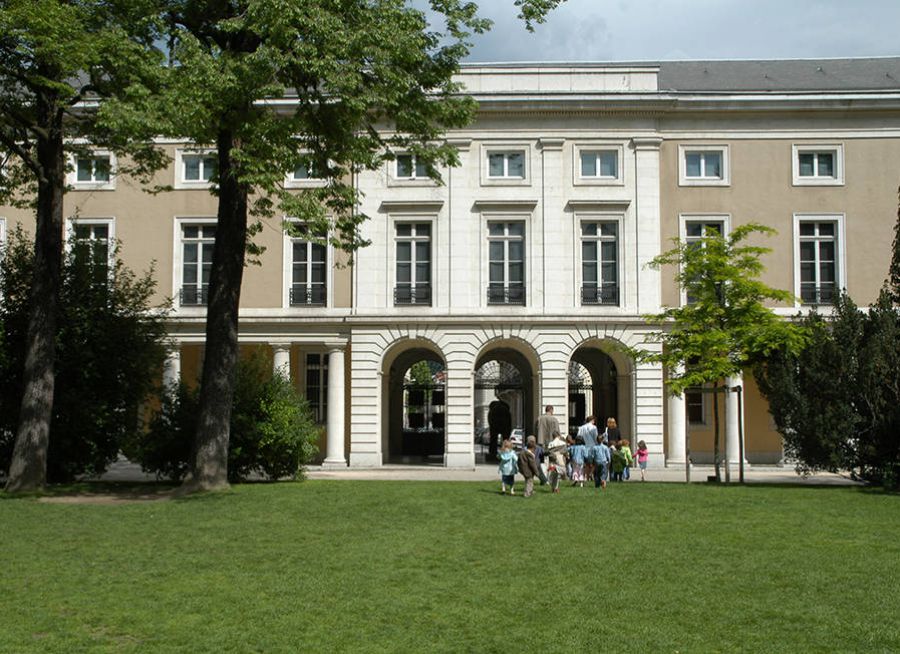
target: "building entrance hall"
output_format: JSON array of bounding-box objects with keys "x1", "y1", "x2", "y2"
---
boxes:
[{"x1": 384, "y1": 347, "x2": 446, "y2": 465}]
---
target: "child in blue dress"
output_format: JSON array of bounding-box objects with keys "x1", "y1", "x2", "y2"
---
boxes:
[
  {"x1": 498, "y1": 438, "x2": 518, "y2": 495},
  {"x1": 568, "y1": 435, "x2": 588, "y2": 487}
]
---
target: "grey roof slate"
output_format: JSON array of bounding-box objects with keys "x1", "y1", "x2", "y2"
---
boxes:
[{"x1": 658, "y1": 57, "x2": 900, "y2": 93}]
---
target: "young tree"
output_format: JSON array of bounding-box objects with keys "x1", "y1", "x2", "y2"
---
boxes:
[
  {"x1": 157, "y1": 0, "x2": 563, "y2": 492},
  {"x1": 889, "y1": 186, "x2": 900, "y2": 305},
  {"x1": 633, "y1": 223, "x2": 806, "y2": 482},
  {"x1": 0, "y1": 0, "x2": 167, "y2": 491}
]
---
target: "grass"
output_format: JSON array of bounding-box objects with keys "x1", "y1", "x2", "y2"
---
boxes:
[{"x1": 1, "y1": 480, "x2": 898, "y2": 653}]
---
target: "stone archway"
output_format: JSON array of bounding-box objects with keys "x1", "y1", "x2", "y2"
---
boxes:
[{"x1": 568, "y1": 339, "x2": 634, "y2": 441}]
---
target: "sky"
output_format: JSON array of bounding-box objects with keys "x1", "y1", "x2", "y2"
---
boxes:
[{"x1": 454, "y1": 0, "x2": 900, "y2": 63}]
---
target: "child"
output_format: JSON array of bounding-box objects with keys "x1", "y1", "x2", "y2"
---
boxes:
[
  {"x1": 498, "y1": 438, "x2": 518, "y2": 495},
  {"x1": 547, "y1": 433, "x2": 568, "y2": 494},
  {"x1": 610, "y1": 441, "x2": 626, "y2": 482},
  {"x1": 568, "y1": 435, "x2": 588, "y2": 488},
  {"x1": 517, "y1": 436, "x2": 541, "y2": 497},
  {"x1": 620, "y1": 439, "x2": 634, "y2": 481},
  {"x1": 590, "y1": 438, "x2": 611, "y2": 489},
  {"x1": 635, "y1": 440, "x2": 649, "y2": 481}
]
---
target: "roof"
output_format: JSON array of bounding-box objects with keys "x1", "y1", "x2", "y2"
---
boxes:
[{"x1": 658, "y1": 57, "x2": 900, "y2": 93}]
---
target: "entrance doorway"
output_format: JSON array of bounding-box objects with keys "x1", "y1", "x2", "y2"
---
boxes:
[
  {"x1": 568, "y1": 348, "x2": 619, "y2": 437},
  {"x1": 474, "y1": 348, "x2": 535, "y2": 463},
  {"x1": 385, "y1": 348, "x2": 446, "y2": 464}
]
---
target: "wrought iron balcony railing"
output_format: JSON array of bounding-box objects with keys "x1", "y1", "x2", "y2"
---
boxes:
[
  {"x1": 581, "y1": 282, "x2": 619, "y2": 306},
  {"x1": 801, "y1": 283, "x2": 835, "y2": 306},
  {"x1": 487, "y1": 283, "x2": 525, "y2": 305},
  {"x1": 394, "y1": 284, "x2": 432, "y2": 306},
  {"x1": 180, "y1": 284, "x2": 209, "y2": 306},
  {"x1": 290, "y1": 284, "x2": 327, "y2": 306}
]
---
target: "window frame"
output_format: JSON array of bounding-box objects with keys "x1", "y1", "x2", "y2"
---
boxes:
[
  {"x1": 282, "y1": 219, "x2": 331, "y2": 309},
  {"x1": 793, "y1": 213, "x2": 846, "y2": 308},
  {"x1": 485, "y1": 218, "x2": 527, "y2": 306},
  {"x1": 64, "y1": 217, "x2": 116, "y2": 275},
  {"x1": 578, "y1": 214, "x2": 622, "y2": 307},
  {"x1": 302, "y1": 351, "x2": 329, "y2": 424},
  {"x1": 173, "y1": 217, "x2": 217, "y2": 309},
  {"x1": 573, "y1": 143, "x2": 624, "y2": 186},
  {"x1": 393, "y1": 220, "x2": 433, "y2": 306},
  {"x1": 67, "y1": 152, "x2": 116, "y2": 190},
  {"x1": 679, "y1": 214, "x2": 730, "y2": 306},
  {"x1": 685, "y1": 388, "x2": 708, "y2": 427},
  {"x1": 175, "y1": 149, "x2": 217, "y2": 189},
  {"x1": 285, "y1": 156, "x2": 327, "y2": 188},
  {"x1": 792, "y1": 143, "x2": 844, "y2": 186},
  {"x1": 480, "y1": 144, "x2": 531, "y2": 187},
  {"x1": 678, "y1": 144, "x2": 730, "y2": 187}
]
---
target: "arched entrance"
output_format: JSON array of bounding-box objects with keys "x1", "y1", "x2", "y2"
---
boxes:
[
  {"x1": 384, "y1": 346, "x2": 446, "y2": 465},
  {"x1": 473, "y1": 347, "x2": 536, "y2": 463},
  {"x1": 568, "y1": 342, "x2": 631, "y2": 440}
]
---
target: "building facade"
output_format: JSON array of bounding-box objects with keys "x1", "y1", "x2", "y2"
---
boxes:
[{"x1": 3, "y1": 57, "x2": 900, "y2": 469}]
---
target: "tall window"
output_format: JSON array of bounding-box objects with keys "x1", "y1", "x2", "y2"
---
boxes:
[
  {"x1": 181, "y1": 224, "x2": 215, "y2": 306},
  {"x1": 395, "y1": 222, "x2": 431, "y2": 305},
  {"x1": 581, "y1": 221, "x2": 618, "y2": 305},
  {"x1": 305, "y1": 353, "x2": 328, "y2": 423},
  {"x1": 487, "y1": 152, "x2": 525, "y2": 179},
  {"x1": 72, "y1": 221, "x2": 112, "y2": 284},
  {"x1": 487, "y1": 221, "x2": 525, "y2": 305},
  {"x1": 290, "y1": 226, "x2": 327, "y2": 306},
  {"x1": 686, "y1": 390, "x2": 705, "y2": 425},
  {"x1": 799, "y1": 221, "x2": 837, "y2": 305},
  {"x1": 683, "y1": 219, "x2": 724, "y2": 304}
]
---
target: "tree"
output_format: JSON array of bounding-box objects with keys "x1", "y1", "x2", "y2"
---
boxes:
[
  {"x1": 756, "y1": 291, "x2": 900, "y2": 489},
  {"x1": 632, "y1": 223, "x2": 807, "y2": 482},
  {"x1": 156, "y1": 0, "x2": 563, "y2": 491},
  {"x1": 889, "y1": 186, "x2": 900, "y2": 305},
  {"x1": 0, "y1": 0, "x2": 167, "y2": 491},
  {"x1": 0, "y1": 226, "x2": 169, "y2": 482}
]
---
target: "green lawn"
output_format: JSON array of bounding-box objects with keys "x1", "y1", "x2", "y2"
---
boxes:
[{"x1": 1, "y1": 480, "x2": 898, "y2": 653}]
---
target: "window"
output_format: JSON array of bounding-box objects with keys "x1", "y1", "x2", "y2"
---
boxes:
[
  {"x1": 679, "y1": 145, "x2": 729, "y2": 186},
  {"x1": 487, "y1": 221, "x2": 525, "y2": 305},
  {"x1": 305, "y1": 353, "x2": 328, "y2": 423},
  {"x1": 180, "y1": 224, "x2": 216, "y2": 306},
  {"x1": 292, "y1": 161, "x2": 323, "y2": 181},
  {"x1": 69, "y1": 153, "x2": 115, "y2": 190},
  {"x1": 395, "y1": 222, "x2": 431, "y2": 305},
  {"x1": 686, "y1": 390, "x2": 706, "y2": 425},
  {"x1": 488, "y1": 151, "x2": 524, "y2": 178},
  {"x1": 792, "y1": 144, "x2": 843, "y2": 185},
  {"x1": 580, "y1": 220, "x2": 618, "y2": 305},
  {"x1": 682, "y1": 217, "x2": 726, "y2": 304},
  {"x1": 176, "y1": 150, "x2": 217, "y2": 188},
  {"x1": 798, "y1": 220, "x2": 838, "y2": 305},
  {"x1": 290, "y1": 226, "x2": 327, "y2": 306},
  {"x1": 579, "y1": 150, "x2": 618, "y2": 179},
  {"x1": 396, "y1": 155, "x2": 429, "y2": 180},
  {"x1": 70, "y1": 219, "x2": 113, "y2": 284}
]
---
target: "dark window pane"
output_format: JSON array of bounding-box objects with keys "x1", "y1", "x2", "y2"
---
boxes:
[{"x1": 798, "y1": 153, "x2": 815, "y2": 176}]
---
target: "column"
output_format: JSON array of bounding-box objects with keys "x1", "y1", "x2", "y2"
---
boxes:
[
  {"x1": 632, "y1": 137, "x2": 663, "y2": 314},
  {"x1": 272, "y1": 343, "x2": 291, "y2": 377},
  {"x1": 725, "y1": 373, "x2": 746, "y2": 469},
  {"x1": 163, "y1": 346, "x2": 181, "y2": 388},
  {"x1": 323, "y1": 345, "x2": 347, "y2": 467},
  {"x1": 666, "y1": 363, "x2": 686, "y2": 466}
]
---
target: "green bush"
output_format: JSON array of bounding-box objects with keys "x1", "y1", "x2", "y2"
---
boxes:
[
  {"x1": 0, "y1": 227, "x2": 168, "y2": 481},
  {"x1": 131, "y1": 351, "x2": 319, "y2": 482}
]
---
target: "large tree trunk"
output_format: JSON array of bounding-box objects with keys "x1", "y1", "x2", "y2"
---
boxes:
[
  {"x1": 5, "y1": 95, "x2": 65, "y2": 493},
  {"x1": 182, "y1": 130, "x2": 248, "y2": 492}
]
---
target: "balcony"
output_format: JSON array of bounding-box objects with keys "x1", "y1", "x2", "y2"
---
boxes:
[
  {"x1": 487, "y1": 283, "x2": 525, "y2": 305},
  {"x1": 801, "y1": 283, "x2": 835, "y2": 306},
  {"x1": 394, "y1": 284, "x2": 432, "y2": 306},
  {"x1": 290, "y1": 284, "x2": 327, "y2": 306},
  {"x1": 581, "y1": 282, "x2": 619, "y2": 306},
  {"x1": 180, "y1": 284, "x2": 208, "y2": 306}
]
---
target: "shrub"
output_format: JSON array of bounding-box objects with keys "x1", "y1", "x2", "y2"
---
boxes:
[
  {"x1": 131, "y1": 350, "x2": 319, "y2": 482},
  {"x1": 0, "y1": 227, "x2": 168, "y2": 481}
]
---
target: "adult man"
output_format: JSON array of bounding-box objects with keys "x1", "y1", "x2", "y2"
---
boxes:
[{"x1": 534, "y1": 405, "x2": 561, "y2": 444}]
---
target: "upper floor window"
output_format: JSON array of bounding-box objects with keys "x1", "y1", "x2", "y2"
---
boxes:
[
  {"x1": 797, "y1": 219, "x2": 840, "y2": 306},
  {"x1": 581, "y1": 220, "x2": 619, "y2": 306},
  {"x1": 487, "y1": 221, "x2": 525, "y2": 305},
  {"x1": 176, "y1": 150, "x2": 217, "y2": 188},
  {"x1": 180, "y1": 223, "x2": 216, "y2": 306},
  {"x1": 792, "y1": 144, "x2": 843, "y2": 186},
  {"x1": 290, "y1": 225, "x2": 327, "y2": 306},
  {"x1": 395, "y1": 222, "x2": 431, "y2": 306},
  {"x1": 682, "y1": 218, "x2": 726, "y2": 305},
  {"x1": 396, "y1": 154, "x2": 429, "y2": 180},
  {"x1": 488, "y1": 151, "x2": 525, "y2": 179},
  {"x1": 679, "y1": 145, "x2": 729, "y2": 186},
  {"x1": 579, "y1": 150, "x2": 618, "y2": 180},
  {"x1": 292, "y1": 161, "x2": 324, "y2": 182},
  {"x1": 69, "y1": 153, "x2": 115, "y2": 190},
  {"x1": 70, "y1": 219, "x2": 114, "y2": 284}
]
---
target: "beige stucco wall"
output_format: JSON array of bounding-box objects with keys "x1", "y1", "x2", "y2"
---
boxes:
[
  {"x1": 659, "y1": 137, "x2": 900, "y2": 308},
  {"x1": 0, "y1": 143, "x2": 353, "y2": 309}
]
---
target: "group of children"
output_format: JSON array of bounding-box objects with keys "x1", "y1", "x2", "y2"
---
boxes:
[{"x1": 498, "y1": 418, "x2": 649, "y2": 496}]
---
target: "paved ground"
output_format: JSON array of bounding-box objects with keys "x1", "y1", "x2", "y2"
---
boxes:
[{"x1": 94, "y1": 456, "x2": 858, "y2": 486}]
